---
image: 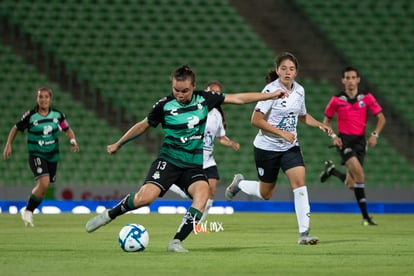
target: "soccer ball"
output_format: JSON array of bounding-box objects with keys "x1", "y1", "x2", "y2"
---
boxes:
[{"x1": 118, "y1": 224, "x2": 149, "y2": 252}]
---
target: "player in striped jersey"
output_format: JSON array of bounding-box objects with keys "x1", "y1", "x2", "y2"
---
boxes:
[
  {"x1": 319, "y1": 66, "x2": 386, "y2": 226},
  {"x1": 169, "y1": 81, "x2": 240, "y2": 225},
  {"x1": 3, "y1": 87, "x2": 79, "y2": 226},
  {"x1": 85, "y1": 64, "x2": 288, "y2": 252}
]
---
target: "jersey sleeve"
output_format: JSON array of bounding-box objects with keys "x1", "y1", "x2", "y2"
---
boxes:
[
  {"x1": 254, "y1": 96, "x2": 273, "y2": 114},
  {"x1": 56, "y1": 109, "x2": 70, "y2": 131},
  {"x1": 15, "y1": 110, "x2": 32, "y2": 131},
  {"x1": 255, "y1": 84, "x2": 277, "y2": 114},
  {"x1": 215, "y1": 110, "x2": 226, "y2": 137},
  {"x1": 324, "y1": 96, "x2": 337, "y2": 118},
  {"x1": 365, "y1": 93, "x2": 382, "y2": 115},
  {"x1": 299, "y1": 88, "x2": 307, "y2": 116},
  {"x1": 203, "y1": 91, "x2": 225, "y2": 111},
  {"x1": 146, "y1": 96, "x2": 167, "y2": 127}
]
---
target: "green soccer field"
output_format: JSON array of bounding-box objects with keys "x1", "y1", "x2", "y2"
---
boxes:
[{"x1": 1, "y1": 213, "x2": 413, "y2": 276}]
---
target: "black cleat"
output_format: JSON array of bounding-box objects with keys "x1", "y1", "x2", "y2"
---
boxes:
[{"x1": 320, "y1": 160, "x2": 335, "y2": 183}]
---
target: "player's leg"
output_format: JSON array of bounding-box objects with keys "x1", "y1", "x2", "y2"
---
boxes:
[
  {"x1": 168, "y1": 175, "x2": 209, "y2": 253},
  {"x1": 22, "y1": 157, "x2": 55, "y2": 227},
  {"x1": 86, "y1": 158, "x2": 170, "y2": 233},
  {"x1": 85, "y1": 183, "x2": 161, "y2": 233},
  {"x1": 285, "y1": 166, "x2": 318, "y2": 245},
  {"x1": 199, "y1": 177, "x2": 217, "y2": 223},
  {"x1": 346, "y1": 157, "x2": 376, "y2": 225},
  {"x1": 284, "y1": 147, "x2": 318, "y2": 245},
  {"x1": 225, "y1": 147, "x2": 277, "y2": 200}
]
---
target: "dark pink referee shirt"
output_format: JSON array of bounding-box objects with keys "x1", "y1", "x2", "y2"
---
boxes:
[{"x1": 324, "y1": 93, "x2": 382, "y2": 136}]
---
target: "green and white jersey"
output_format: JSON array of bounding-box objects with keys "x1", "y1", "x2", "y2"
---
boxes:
[
  {"x1": 15, "y1": 106, "x2": 70, "y2": 162},
  {"x1": 147, "y1": 90, "x2": 225, "y2": 168}
]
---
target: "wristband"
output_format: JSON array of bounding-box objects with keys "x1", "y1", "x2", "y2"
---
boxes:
[
  {"x1": 70, "y1": 138, "x2": 77, "y2": 145},
  {"x1": 371, "y1": 131, "x2": 379, "y2": 138},
  {"x1": 330, "y1": 133, "x2": 337, "y2": 139}
]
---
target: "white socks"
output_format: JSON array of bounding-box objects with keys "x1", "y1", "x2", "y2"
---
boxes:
[
  {"x1": 293, "y1": 186, "x2": 311, "y2": 234},
  {"x1": 200, "y1": 198, "x2": 213, "y2": 222},
  {"x1": 239, "y1": 180, "x2": 264, "y2": 199}
]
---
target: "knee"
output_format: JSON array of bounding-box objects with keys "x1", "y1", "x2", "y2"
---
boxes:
[{"x1": 261, "y1": 193, "x2": 272, "y2": 200}]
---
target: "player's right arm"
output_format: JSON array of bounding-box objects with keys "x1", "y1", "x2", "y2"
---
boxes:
[
  {"x1": 107, "y1": 119, "x2": 150, "y2": 154},
  {"x1": 3, "y1": 127, "x2": 18, "y2": 160}
]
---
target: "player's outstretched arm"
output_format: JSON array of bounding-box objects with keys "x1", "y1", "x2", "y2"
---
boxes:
[
  {"x1": 107, "y1": 119, "x2": 150, "y2": 154},
  {"x1": 224, "y1": 90, "x2": 288, "y2": 105}
]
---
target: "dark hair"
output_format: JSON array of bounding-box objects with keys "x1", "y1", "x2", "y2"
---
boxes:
[
  {"x1": 274, "y1": 52, "x2": 299, "y2": 70},
  {"x1": 37, "y1": 87, "x2": 52, "y2": 97},
  {"x1": 342, "y1": 66, "x2": 359, "y2": 78},
  {"x1": 171, "y1": 64, "x2": 196, "y2": 86},
  {"x1": 206, "y1": 80, "x2": 223, "y2": 93},
  {"x1": 205, "y1": 80, "x2": 227, "y2": 129},
  {"x1": 265, "y1": 69, "x2": 278, "y2": 84}
]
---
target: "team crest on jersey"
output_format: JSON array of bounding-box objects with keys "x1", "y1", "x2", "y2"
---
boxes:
[
  {"x1": 43, "y1": 125, "x2": 53, "y2": 135},
  {"x1": 359, "y1": 101, "x2": 365, "y2": 108},
  {"x1": 152, "y1": 170, "x2": 161, "y2": 180},
  {"x1": 53, "y1": 117, "x2": 58, "y2": 123}
]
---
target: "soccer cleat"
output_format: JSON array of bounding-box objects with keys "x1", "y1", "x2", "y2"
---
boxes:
[
  {"x1": 21, "y1": 209, "x2": 34, "y2": 227},
  {"x1": 85, "y1": 209, "x2": 112, "y2": 233},
  {"x1": 167, "y1": 239, "x2": 189, "y2": 253},
  {"x1": 320, "y1": 160, "x2": 335, "y2": 183},
  {"x1": 225, "y1": 174, "x2": 244, "y2": 201},
  {"x1": 298, "y1": 231, "x2": 319, "y2": 245},
  {"x1": 362, "y1": 217, "x2": 378, "y2": 226},
  {"x1": 298, "y1": 236, "x2": 319, "y2": 245}
]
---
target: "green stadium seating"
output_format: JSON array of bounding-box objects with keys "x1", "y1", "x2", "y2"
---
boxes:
[{"x1": 1, "y1": 0, "x2": 412, "y2": 189}]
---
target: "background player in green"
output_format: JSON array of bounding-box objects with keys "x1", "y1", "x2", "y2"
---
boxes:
[
  {"x1": 2, "y1": 87, "x2": 79, "y2": 227},
  {"x1": 85, "y1": 64, "x2": 288, "y2": 253}
]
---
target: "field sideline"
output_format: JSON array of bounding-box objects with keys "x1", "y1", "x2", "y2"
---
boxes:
[{"x1": 1, "y1": 213, "x2": 413, "y2": 275}]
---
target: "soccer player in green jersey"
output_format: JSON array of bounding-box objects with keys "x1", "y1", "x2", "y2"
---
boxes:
[
  {"x1": 85, "y1": 64, "x2": 288, "y2": 252},
  {"x1": 3, "y1": 87, "x2": 79, "y2": 226}
]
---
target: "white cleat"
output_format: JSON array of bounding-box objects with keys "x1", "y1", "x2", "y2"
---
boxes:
[
  {"x1": 85, "y1": 209, "x2": 112, "y2": 233},
  {"x1": 167, "y1": 239, "x2": 189, "y2": 253},
  {"x1": 225, "y1": 174, "x2": 244, "y2": 201},
  {"x1": 21, "y1": 209, "x2": 34, "y2": 227}
]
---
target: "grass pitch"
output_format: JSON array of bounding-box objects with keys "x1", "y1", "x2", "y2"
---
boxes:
[{"x1": 1, "y1": 212, "x2": 413, "y2": 276}]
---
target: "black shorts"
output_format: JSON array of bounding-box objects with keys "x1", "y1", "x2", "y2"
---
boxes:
[
  {"x1": 144, "y1": 158, "x2": 208, "y2": 197},
  {"x1": 254, "y1": 146, "x2": 305, "y2": 183},
  {"x1": 28, "y1": 155, "x2": 57, "y2": 183},
  {"x1": 204, "y1": 165, "x2": 219, "y2": 180},
  {"x1": 338, "y1": 134, "x2": 366, "y2": 165}
]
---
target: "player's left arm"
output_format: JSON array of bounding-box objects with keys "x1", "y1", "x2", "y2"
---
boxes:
[
  {"x1": 217, "y1": 136, "x2": 240, "y2": 151},
  {"x1": 367, "y1": 112, "x2": 386, "y2": 148},
  {"x1": 298, "y1": 113, "x2": 333, "y2": 136},
  {"x1": 64, "y1": 128, "x2": 80, "y2": 152}
]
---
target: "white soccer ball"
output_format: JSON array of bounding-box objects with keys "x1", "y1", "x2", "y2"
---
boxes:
[{"x1": 118, "y1": 224, "x2": 149, "y2": 252}]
